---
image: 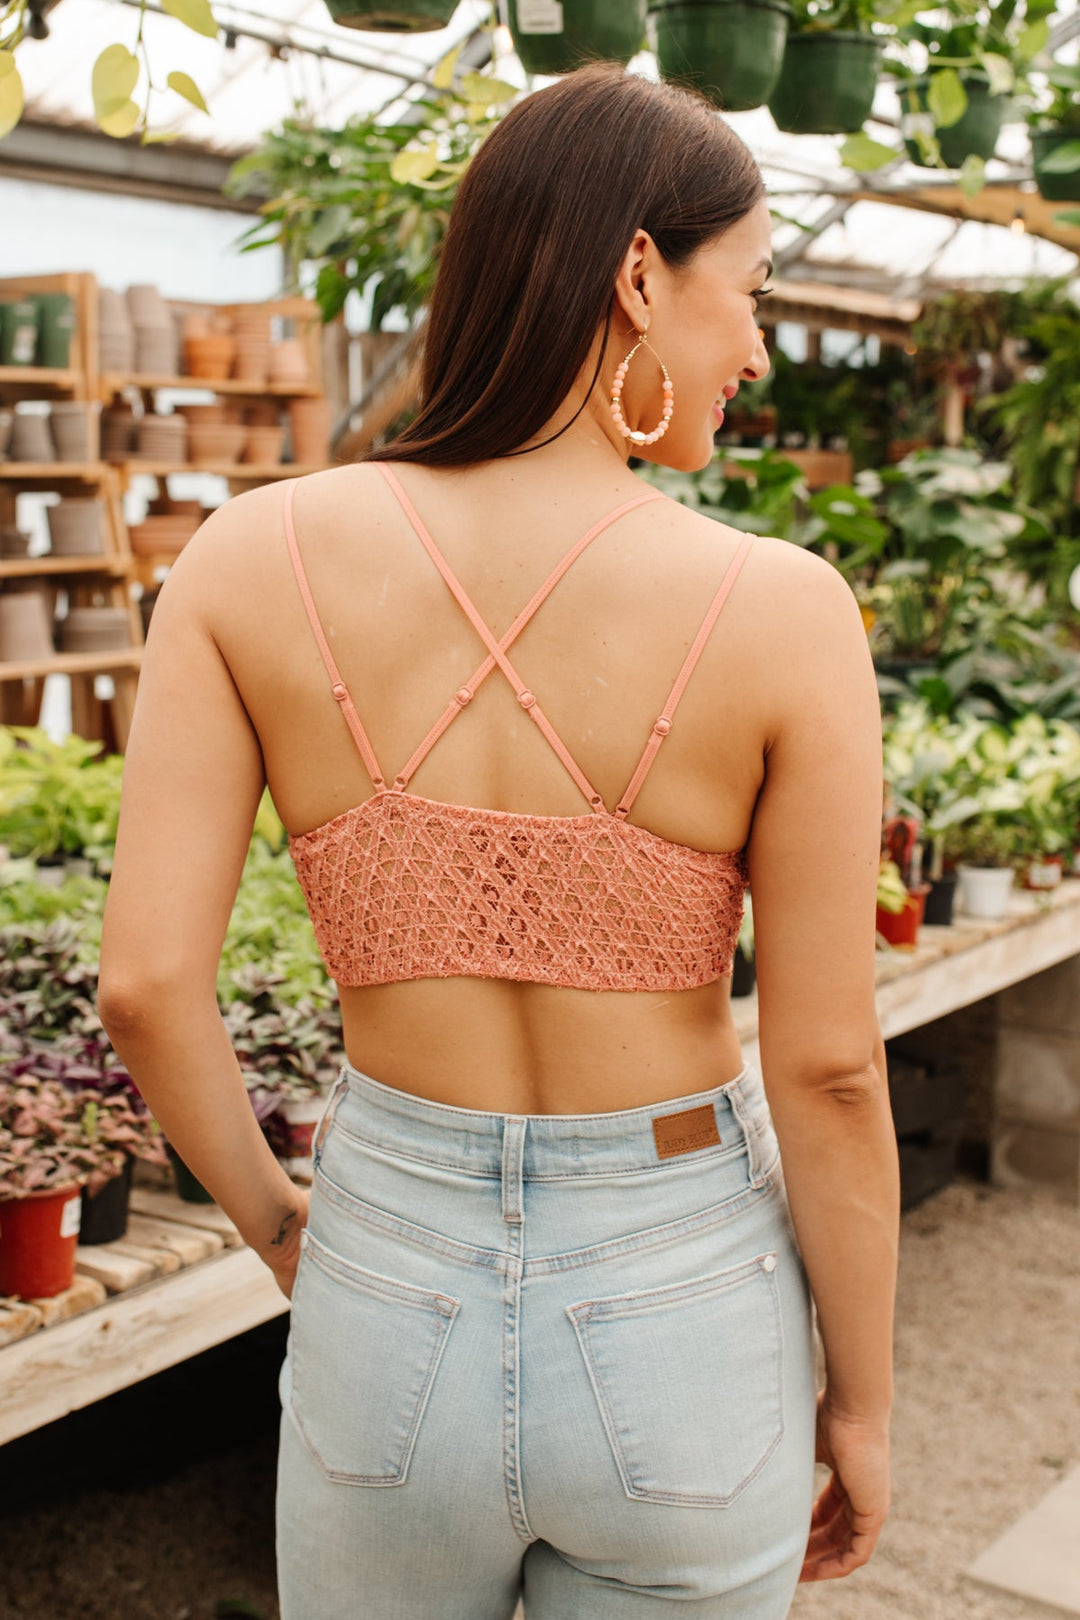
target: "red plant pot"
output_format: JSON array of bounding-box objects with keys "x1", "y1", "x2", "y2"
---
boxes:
[
  {"x1": 0, "y1": 1183, "x2": 82, "y2": 1299},
  {"x1": 876, "y1": 883, "x2": 930, "y2": 948}
]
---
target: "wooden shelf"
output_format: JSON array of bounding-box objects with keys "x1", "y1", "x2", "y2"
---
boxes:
[
  {"x1": 101, "y1": 372, "x2": 320, "y2": 399},
  {"x1": 117, "y1": 460, "x2": 325, "y2": 480},
  {"x1": 0, "y1": 648, "x2": 142, "y2": 681},
  {"x1": 0, "y1": 365, "x2": 80, "y2": 390},
  {"x1": 0, "y1": 556, "x2": 127, "y2": 578},
  {"x1": 0, "y1": 462, "x2": 108, "y2": 483}
]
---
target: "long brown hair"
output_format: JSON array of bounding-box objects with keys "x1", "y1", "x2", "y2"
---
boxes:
[{"x1": 360, "y1": 64, "x2": 763, "y2": 467}]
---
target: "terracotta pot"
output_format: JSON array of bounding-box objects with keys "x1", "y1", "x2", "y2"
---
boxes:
[
  {"x1": 289, "y1": 397, "x2": 331, "y2": 464},
  {"x1": 47, "y1": 499, "x2": 106, "y2": 557},
  {"x1": 184, "y1": 335, "x2": 236, "y2": 380},
  {"x1": 245, "y1": 401, "x2": 283, "y2": 428},
  {"x1": 187, "y1": 423, "x2": 247, "y2": 465},
  {"x1": 242, "y1": 426, "x2": 285, "y2": 465},
  {"x1": 175, "y1": 402, "x2": 228, "y2": 426},
  {"x1": 0, "y1": 590, "x2": 55, "y2": 662},
  {"x1": 270, "y1": 340, "x2": 310, "y2": 384}
]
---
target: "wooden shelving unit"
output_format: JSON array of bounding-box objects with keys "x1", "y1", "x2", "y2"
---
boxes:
[
  {"x1": 101, "y1": 372, "x2": 321, "y2": 399},
  {"x1": 0, "y1": 279, "x2": 331, "y2": 749}
]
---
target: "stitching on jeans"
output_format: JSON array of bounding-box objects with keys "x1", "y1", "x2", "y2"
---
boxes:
[
  {"x1": 312, "y1": 1154, "x2": 782, "y2": 1276},
  {"x1": 326, "y1": 1109, "x2": 753, "y2": 1182}
]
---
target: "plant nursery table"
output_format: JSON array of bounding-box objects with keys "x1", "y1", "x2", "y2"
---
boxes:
[{"x1": 1, "y1": 877, "x2": 1078, "y2": 1449}]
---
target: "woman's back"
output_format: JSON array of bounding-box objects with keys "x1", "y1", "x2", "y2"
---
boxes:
[{"x1": 189, "y1": 452, "x2": 859, "y2": 1115}]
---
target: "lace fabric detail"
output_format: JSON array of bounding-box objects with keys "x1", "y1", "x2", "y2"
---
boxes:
[{"x1": 289, "y1": 792, "x2": 749, "y2": 993}]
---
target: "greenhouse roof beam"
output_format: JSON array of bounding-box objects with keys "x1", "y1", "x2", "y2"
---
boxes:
[
  {"x1": 0, "y1": 117, "x2": 256, "y2": 210},
  {"x1": 773, "y1": 197, "x2": 856, "y2": 273}
]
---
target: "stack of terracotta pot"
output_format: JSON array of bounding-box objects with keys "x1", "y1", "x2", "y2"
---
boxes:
[
  {"x1": 289, "y1": 398, "x2": 332, "y2": 467},
  {"x1": 269, "y1": 339, "x2": 310, "y2": 387},
  {"x1": 98, "y1": 287, "x2": 136, "y2": 374},
  {"x1": 50, "y1": 401, "x2": 100, "y2": 463},
  {"x1": 232, "y1": 307, "x2": 273, "y2": 386},
  {"x1": 183, "y1": 313, "x2": 235, "y2": 382},
  {"x1": 9, "y1": 405, "x2": 54, "y2": 463},
  {"x1": 128, "y1": 285, "x2": 178, "y2": 376},
  {"x1": 47, "y1": 498, "x2": 106, "y2": 557},
  {"x1": 134, "y1": 413, "x2": 187, "y2": 464},
  {"x1": 102, "y1": 401, "x2": 138, "y2": 461},
  {"x1": 59, "y1": 606, "x2": 132, "y2": 653},
  {"x1": 0, "y1": 586, "x2": 55, "y2": 662}
]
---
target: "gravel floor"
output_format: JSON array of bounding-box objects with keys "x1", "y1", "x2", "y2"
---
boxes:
[{"x1": 0, "y1": 1176, "x2": 1076, "y2": 1620}]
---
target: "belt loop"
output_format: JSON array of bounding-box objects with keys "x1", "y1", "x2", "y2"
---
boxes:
[
  {"x1": 727, "y1": 1078, "x2": 766, "y2": 1189},
  {"x1": 501, "y1": 1116, "x2": 527, "y2": 1224},
  {"x1": 312, "y1": 1070, "x2": 349, "y2": 1173}
]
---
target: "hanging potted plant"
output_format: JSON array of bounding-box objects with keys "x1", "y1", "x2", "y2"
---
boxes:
[
  {"x1": 322, "y1": 0, "x2": 457, "y2": 31},
  {"x1": 1027, "y1": 62, "x2": 1080, "y2": 202},
  {"x1": 508, "y1": 0, "x2": 648, "y2": 77},
  {"x1": 767, "y1": 0, "x2": 888, "y2": 136},
  {"x1": 649, "y1": 0, "x2": 792, "y2": 112},
  {"x1": 893, "y1": 0, "x2": 1052, "y2": 175}
]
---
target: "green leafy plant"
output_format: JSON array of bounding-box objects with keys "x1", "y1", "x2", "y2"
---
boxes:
[
  {"x1": 225, "y1": 48, "x2": 516, "y2": 326},
  {"x1": 0, "y1": 0, "x2": 217, "y2": 144},
  {"x1": 221, "y1": 966, "x2": 342, "y2": 1101},
  {"x1": 0, "y1": 1061, "x2": 158, "y2": 1197}
]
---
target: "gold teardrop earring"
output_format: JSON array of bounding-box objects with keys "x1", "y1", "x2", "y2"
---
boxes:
[{"x1": 609, "y1": 330, "x2": 674, "y2": 446}]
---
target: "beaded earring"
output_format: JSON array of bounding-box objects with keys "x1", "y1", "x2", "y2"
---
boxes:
[{"x1": 609, "y1": 330, "x2": 674, "y2": 446}]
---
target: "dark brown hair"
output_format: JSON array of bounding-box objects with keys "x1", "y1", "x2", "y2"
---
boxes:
[{"x1": 361, "y1": 63, "x2": 763, "y2": 467}]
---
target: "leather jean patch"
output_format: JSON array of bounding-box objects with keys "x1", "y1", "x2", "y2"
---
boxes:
[{"x1": 652, "y1": 1104, "x2": 722, "y2": 1160}]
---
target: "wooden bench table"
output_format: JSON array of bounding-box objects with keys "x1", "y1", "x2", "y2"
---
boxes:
[{"x1": 2, "y1": 877, "x2": 1078, "y2": 1447}]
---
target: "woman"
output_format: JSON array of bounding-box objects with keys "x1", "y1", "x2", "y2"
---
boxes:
[{"x1": 99, "y1": 64, "x2": 898, "y2": 1619}]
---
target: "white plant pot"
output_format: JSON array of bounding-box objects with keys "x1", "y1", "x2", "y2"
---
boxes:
[
  {"x1": 957, "y1": 863, "x2": 1016, "y2": 920},
  {"x1": 276, "y1": 1092, "x2": 329, "y2": 1177}
]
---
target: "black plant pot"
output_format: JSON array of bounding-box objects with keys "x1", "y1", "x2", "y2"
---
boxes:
[
  {"x1": 731, "y1": 943, "x2": 757, "y2": 997},
  {"x1": 923, "y1": 870, "x2": 959, "y2": 926},
  {"x1": 79, "y1": 1154, "x2": 133, "y2": 1245}
]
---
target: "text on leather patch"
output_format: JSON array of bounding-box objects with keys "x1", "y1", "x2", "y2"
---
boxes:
[{"x1": 652, "y1": 1104, "x2": 722, "y2": 1159}]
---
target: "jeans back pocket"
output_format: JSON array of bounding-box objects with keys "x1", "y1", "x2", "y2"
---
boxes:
[
  {"x1": 567, "y1": 1252, "x2": 783, "y2": 1508},
  {"x1": 288, "y1": 1229, "x2": 460, "y2": 1486}
]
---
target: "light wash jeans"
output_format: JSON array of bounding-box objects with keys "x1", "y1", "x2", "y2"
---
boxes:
[{"x1": 277, "y1": 1058, "x2": 817, "y2": 1618}]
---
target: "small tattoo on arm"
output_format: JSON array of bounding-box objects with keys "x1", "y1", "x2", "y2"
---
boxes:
[{"x1": 271, "y1": 1210, "x2": 298, "y2": 1248}]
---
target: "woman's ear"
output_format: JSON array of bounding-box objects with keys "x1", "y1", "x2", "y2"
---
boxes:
[{"x1": 612, "y1": 228, "x2": 655, "y2": 335}]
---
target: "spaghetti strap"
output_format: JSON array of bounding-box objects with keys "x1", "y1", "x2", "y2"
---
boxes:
[
  {"x1": 615, "y1": 531, "x2": 755, "y2": 820},
  {"x1": 282, "y1": 479, "x2": 387, "y2": 791},
  {"x1": 376, "y1": 463, "x2": 665, "y2": 810}
]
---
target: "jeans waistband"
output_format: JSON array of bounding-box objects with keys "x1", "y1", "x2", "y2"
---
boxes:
[{"x1": 317, "y1": 1058, "x2": 771, "y2": 1185}]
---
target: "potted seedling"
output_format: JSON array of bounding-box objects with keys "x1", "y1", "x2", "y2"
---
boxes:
[
  {"x1": 222, "y1": 968, "x2": 342, "y2": 1177},
  {"x1": 942, "y1": 811, "x2": 1026, "y2": 919},
  {"x1": 0, "y1": 1068, "x2": 132, "y2": 1298}
]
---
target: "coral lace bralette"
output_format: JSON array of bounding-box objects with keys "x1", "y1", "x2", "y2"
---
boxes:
[{"x1": 284, "y1": 463, "x2": 754, "y2": 993}]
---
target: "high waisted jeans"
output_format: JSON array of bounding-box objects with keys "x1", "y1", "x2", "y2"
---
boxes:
[{"x1": 276, "y1": 1058, "x2": 818, "y2": 1618}]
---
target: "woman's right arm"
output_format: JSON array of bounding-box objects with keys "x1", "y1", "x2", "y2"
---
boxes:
[{"x1": 744, "y1": 545, "x2": 899, "y2": 1582}]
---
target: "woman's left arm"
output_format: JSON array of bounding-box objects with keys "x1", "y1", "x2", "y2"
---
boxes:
[{"x1": 98, "y1": 504, "x2": 307, "y2": 1295}]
